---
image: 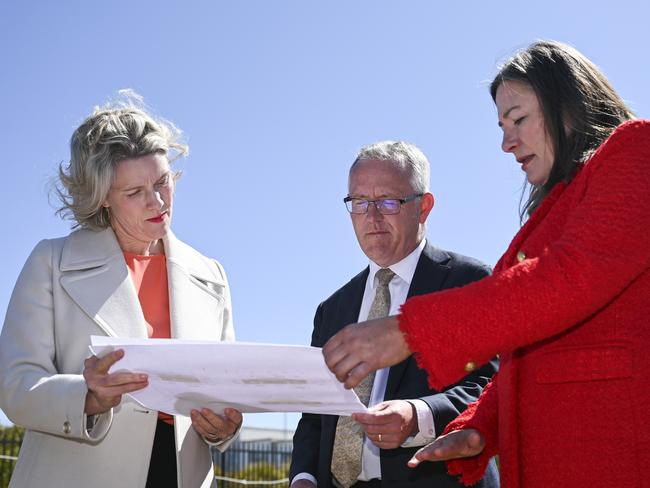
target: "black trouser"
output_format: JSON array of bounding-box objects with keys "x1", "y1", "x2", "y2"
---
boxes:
[{"x1": 146, "y1": 420, "x2": 178, "y2": 488}]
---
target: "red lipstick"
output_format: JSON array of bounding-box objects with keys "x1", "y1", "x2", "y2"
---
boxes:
[{"x1": 147, "y1": 212, "x2": 166, "y2": 223}]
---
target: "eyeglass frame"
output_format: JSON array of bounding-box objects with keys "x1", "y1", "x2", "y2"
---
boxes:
[{"x1": 343, "y1": 193, "x2": 424, "y2": 215}]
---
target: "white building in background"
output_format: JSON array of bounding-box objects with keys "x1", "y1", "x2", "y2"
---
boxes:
[{"x1": 239, "y1": 425, "x2": 294, "y2": 442}]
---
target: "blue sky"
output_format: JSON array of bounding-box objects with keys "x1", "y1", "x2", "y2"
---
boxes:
[{"x1": 1, "y1": 1, "x2": 648, "y2": 430}]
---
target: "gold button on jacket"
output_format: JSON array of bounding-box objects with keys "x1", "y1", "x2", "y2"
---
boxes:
[
  {"x1": 464, "y1": 361, "x2": 476, "y2": 372},
  {"x1": 516, "y1": 251, "x2": 526, "y2": 263}
]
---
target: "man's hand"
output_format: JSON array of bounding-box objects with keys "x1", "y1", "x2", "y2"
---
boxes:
[
  {"x1": 191, "y1": 407, "x2": 242, "y2": 443},
  {"x1": 290, "y1": 480, "x2": 317, "y2": 488},
  {"x1": 408, "y1": 429, "x2": 485, "y2": 467},
  {"x1": 353, "y1": 400, "x2": 418, "y2": 449},
  {"x1": 83, "y1": 349, "x2": 148, "y2": 416},
  {"x1": 322, "y1": 315, "x2": 410, "y2": 389}
]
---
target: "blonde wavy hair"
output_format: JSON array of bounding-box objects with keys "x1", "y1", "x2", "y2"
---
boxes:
[{"x1": 56, "y1": 93, "x2": 188, "y2": 230}]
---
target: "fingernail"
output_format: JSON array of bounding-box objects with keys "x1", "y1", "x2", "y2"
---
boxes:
[{"x1": 139, "y1": 374, "x2": 148, "y2": 381}]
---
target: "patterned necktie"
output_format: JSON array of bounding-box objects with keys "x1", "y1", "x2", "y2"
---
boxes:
[{"x1": 331, "y1": 268, "x2": 395, "y2": 488}]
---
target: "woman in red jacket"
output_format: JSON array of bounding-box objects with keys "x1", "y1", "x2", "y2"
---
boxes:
[{"x1": 323, "y1": 40, "x2": 650, "y2": 487}]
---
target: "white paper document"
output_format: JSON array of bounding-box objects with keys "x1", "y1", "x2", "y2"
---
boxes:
[{"x1": 90, "y1": 336, "x2": 366, "y2": 417}]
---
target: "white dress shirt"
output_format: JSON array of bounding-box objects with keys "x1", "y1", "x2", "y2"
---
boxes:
[{"x1": 292, "y1": 239, "x2": 436, "y2": 487}]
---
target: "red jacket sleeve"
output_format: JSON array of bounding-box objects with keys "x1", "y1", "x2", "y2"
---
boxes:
[{"x1": 399, "y1": 120, "x2": 650, "y2": 389}]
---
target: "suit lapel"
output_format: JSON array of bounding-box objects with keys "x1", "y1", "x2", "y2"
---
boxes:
[
  {"x1": 331, "y1": 268, "x2": 368, "y2": 339},
  {"x1": 59, "y1": 228, "x2": 148, "y2": 338},
  {"x1": 384, "y1": 244, "x2": 451, "y2": 399},
  {"x1": 497, "y1": 181, "x2": 568, "y2": 271},
  {"x1": 59, "y1": 228, "x2": 226, "y2": 341},
  {"x1": 406, "y1": 245, "x2": 452, "y2": 299},
  {"x1": 164, "y1": 232, "x2": 227, "y2": 340}
]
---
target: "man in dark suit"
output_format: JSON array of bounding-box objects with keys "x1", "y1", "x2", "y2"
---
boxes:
[{"x1": 290, "y1": 141, "x2": 499, "y2": 488}]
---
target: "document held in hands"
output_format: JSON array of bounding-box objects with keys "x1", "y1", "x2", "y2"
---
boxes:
[{"x1": 90, "y1": 336, "x2": 367, "y2": 417}]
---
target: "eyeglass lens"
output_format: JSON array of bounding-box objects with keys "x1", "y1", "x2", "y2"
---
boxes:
[{"x1": 349, "y1": 199, "x2": 401, "y2": 214}]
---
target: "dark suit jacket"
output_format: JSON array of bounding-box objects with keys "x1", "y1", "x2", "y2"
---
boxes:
[{"x1": 290, "y1": 243, "x2": 500, "y2": 488}]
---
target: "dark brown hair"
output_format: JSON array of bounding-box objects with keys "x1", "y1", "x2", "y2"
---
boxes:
[{"x1": 490, "y1": 40, "x2": 635, "y2": 219}]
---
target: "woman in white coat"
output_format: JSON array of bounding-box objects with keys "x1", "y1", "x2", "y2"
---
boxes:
[{"x1": 0, "y1": 101, "x2": 242, "y2": 487}]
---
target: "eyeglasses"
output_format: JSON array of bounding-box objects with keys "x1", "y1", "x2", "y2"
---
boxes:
[{"x1": 343, "y1": 193, "x2": 423, "y2": 215}]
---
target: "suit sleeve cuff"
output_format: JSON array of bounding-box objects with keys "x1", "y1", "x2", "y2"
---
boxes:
[
  {"x1": 83, "y1": 408, "x2": 113, "y2": 441},
  {"x1": 401, "y1": 399, "x2": 436, "y2": 448},
  {"x1": 204, "y1": 421, "x2": 242, "y2": 451}
]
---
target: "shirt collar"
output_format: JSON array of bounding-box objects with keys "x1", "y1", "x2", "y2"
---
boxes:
[{"x1": 368, "y1": 238, "x2": 426, "y2": 288}]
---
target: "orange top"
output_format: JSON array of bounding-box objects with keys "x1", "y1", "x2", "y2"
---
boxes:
[
  {"x1": 123, "y1": 252, "x2": 171, "y2": 339},
  {"x1": 123, "y1": 252, "x2": 174, "y2": 424}
]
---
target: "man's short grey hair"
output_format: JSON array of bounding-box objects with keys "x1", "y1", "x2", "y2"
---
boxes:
[
  {"x1": 56, "y1": 93, "x2": 187, "y2": 230},
  {"x1": 350, "y1": 141, "x2": 430, "y2": 193}
]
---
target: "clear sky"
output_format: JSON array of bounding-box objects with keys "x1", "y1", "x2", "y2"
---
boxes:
[{"x1": 1, "y1": 1, "x2": 648, "y2": 430}]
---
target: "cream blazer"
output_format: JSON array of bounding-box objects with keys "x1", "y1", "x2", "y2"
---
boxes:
[{"x1": 0, "y1": 227, "x2": 235, "y2": 488}]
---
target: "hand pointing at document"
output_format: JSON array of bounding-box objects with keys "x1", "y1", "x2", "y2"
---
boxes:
[{"x1": 322, "y1": 315, "x2": 411, "y2": 389}]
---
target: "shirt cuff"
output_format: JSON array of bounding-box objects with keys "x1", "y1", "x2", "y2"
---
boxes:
[
  {"x1": 401, "y1": 399, "x2": 436, "y2": 448},
  {"x1": 291, "y1": 472, "x2": 317, "y2": 486}
]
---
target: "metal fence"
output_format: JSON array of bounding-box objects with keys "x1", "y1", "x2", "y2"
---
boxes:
[
  {"x1": 0, "y1": 427, "x2": 22, "y2": 488},
  {"x1": 213, "y1": 439, "x2": 292, "y2": 487},
  {"x1": 0, "y1": 428, "x2": 292, "y2": 488}
]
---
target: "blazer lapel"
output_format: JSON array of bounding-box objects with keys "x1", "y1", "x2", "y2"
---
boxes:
[
  {"x1": 332, "y1": 268, "x2": 368, "y2": 338},
  {"x1": 59, "y1": 228, "x2": 148, "y2": 339},
  {"x1": 164, "y1": 232, "x2": 227, "y2": 340},
  {"x1": 497, "y1": 182, "x2": 568, "y2": 271},
  {"x1": 384, "y1": 244, "x2": 452, "y2": 398}
]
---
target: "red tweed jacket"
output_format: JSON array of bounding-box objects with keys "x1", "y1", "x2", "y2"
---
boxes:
[{"x1": 399, "y1": 120, "x2": 650, "y2": 488}]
